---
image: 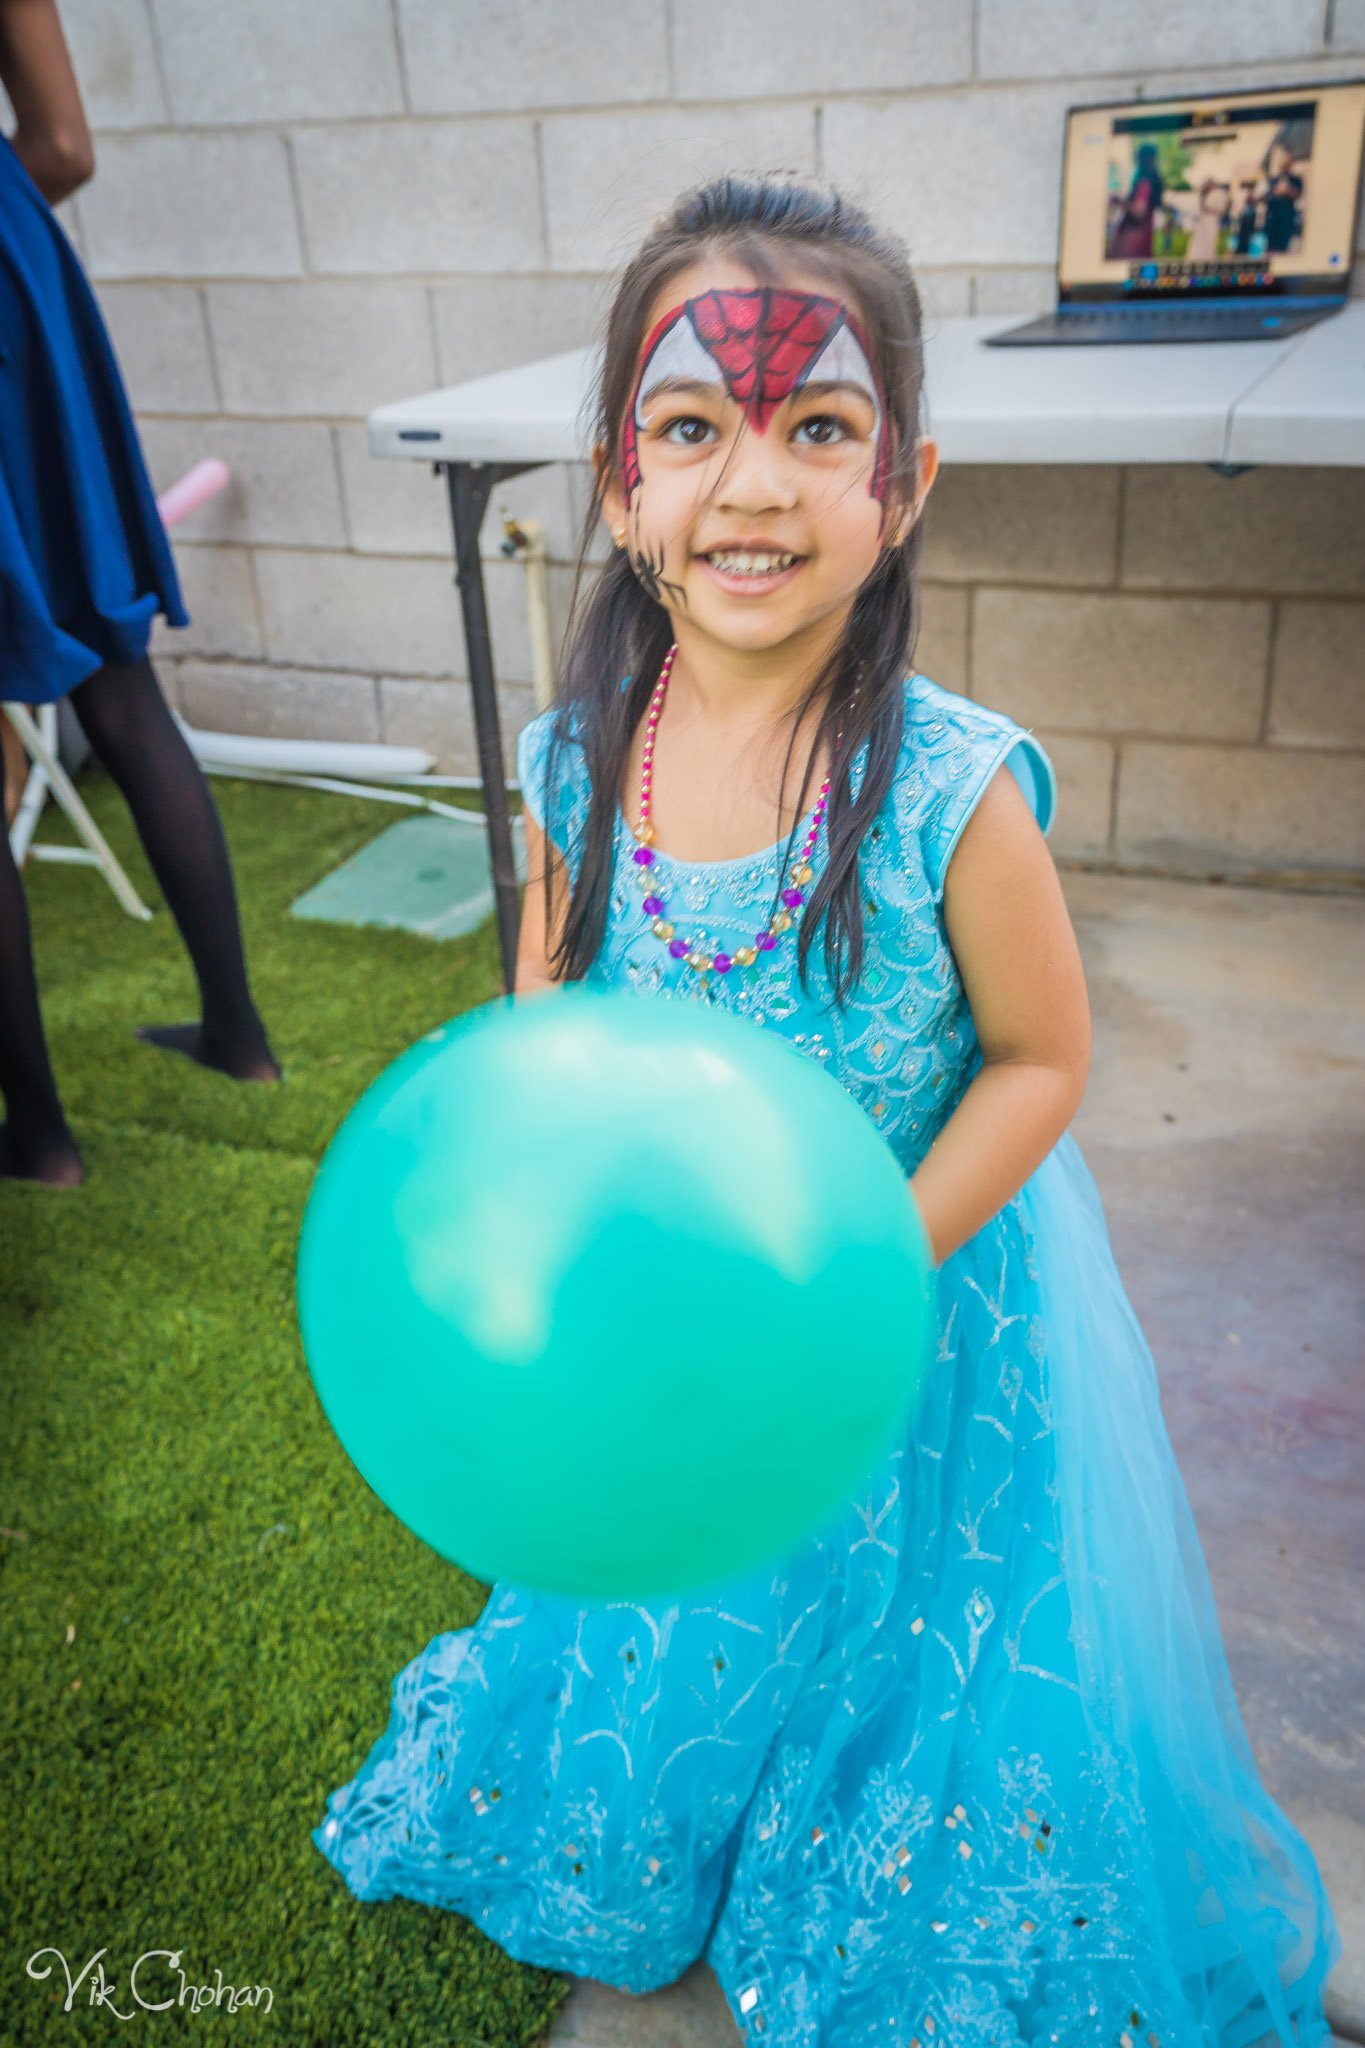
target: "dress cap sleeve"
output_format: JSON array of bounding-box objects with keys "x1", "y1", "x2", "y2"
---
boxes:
[
  {"x1": 903, "y1": 674, "x2": 1057, "y2": 903},
  {"x1": 515, "y1": 703, "x2": 592, "y2": 884}
]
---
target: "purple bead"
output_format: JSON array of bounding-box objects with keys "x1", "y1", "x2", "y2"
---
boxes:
[
  {"x1": 713, "y1": 954, "x2": 732, "y2": 974},
  {"x1": 782, "y1": 887, "x2": 804, "y2": 908},
  {"x1": 668, "y1": 938, "x2": 688, "y2": 959},
  {"x1": 633, "y1": 845, "x2": 655, "y2": 866},
  {"x1": 756, "y1": 932, "x2": 777, "y2": 952},
  {"x1": 642, "y1": 894, "x2": 664, "y2": 915}
]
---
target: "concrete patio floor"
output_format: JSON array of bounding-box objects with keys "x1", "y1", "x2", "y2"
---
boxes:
[{"x1": 548, "y1": 868, "x2": 1365, "y2": 2048}]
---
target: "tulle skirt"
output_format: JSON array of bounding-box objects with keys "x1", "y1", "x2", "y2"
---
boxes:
[
  {"x1": 0, "y1": 137, "x2": 185, "y2": 704},
  {"x1": 314, "y1": 1134, "x2": 1340, "y2": 2046}
]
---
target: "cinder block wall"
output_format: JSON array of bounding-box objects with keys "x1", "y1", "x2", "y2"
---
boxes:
[{"x1": 36, "y1": 0, "x2": 1365, "y2": 880}]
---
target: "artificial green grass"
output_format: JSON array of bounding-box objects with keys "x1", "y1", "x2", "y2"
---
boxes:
[{"x1": 0, "y1": 775, "x2": 572, "y2": 2046}]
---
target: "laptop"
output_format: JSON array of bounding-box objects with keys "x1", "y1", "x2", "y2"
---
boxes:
[{"x1": 989, "y1": 76, "x2": 1365, "y2": 346}]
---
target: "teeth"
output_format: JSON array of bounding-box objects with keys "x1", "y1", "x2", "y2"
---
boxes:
[{"x1": 707, "y1": 550, "x2": 797, "y2": 575}]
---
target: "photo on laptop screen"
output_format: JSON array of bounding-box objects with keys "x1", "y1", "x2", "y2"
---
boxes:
[{"x1": 1059, "y1": 79, "x2": 1365, "y2": 301}]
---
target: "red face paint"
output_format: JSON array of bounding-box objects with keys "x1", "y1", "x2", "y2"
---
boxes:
[{"x1": 621, "y1": 287, "x2": 893, "y2": 512}]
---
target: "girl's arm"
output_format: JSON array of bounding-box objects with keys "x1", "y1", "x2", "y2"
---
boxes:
[
  {"x1": 514, "y1": 812, "x2": 571, "y2": 997},
  {"x1": 910, "y1": 767, "x2": 1092, "y2": 1267},
  {"x1": 0, "y1": 0, "x2": 94, "y2": 204}
]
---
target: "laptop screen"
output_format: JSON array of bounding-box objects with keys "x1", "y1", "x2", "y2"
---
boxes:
[{"x1": 1058, "y1": 78, "x2": 1365, "y2": 303}]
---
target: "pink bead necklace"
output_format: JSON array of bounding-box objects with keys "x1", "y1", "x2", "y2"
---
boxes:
[{"x1": 628, "y1": 643, "x2": 841, "y2": 982}]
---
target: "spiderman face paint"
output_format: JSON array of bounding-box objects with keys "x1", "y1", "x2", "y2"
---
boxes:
[{"x1": 622, "y1": 287, "x2": 892, "y2": 513}]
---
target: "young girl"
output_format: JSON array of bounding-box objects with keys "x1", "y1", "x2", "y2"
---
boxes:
[{"x1": 315, "y1": 177, "x2": 1340, "y2": 2046}]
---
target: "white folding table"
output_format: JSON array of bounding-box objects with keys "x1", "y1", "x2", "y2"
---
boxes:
[{"x1": 368, "y1": 301, "x2": 1365, "y2": 988}]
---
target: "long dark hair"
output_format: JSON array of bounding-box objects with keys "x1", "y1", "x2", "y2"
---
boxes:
[{"x1": 542, "y1": 174, "x2": 928, "y2": 1005}]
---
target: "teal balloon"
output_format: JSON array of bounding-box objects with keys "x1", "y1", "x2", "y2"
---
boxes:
[{"x1": 297, "y1": 988, "x2": 936, "y2": 1601}]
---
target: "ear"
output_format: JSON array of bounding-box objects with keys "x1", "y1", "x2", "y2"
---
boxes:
[
  {"x1": 596, "y1": 442, "x2": 628, "y2": 550},
  {"x1": 912, "y1": 437, "x2": 940, "y2": 522},
  {"x1": 887, "y1": 437, "x2": 939, "y2": 547}
]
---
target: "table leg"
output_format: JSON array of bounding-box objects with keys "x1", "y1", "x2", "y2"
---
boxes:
[{"x1": 442, "y1": 459, "x2": 536, "y2": 992}]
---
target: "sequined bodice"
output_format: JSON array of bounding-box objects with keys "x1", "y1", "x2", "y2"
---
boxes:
[{"x1": 520, "y1": 674, "x2": 1055, "y2": 1178}]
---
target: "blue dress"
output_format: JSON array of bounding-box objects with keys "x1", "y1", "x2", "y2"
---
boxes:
[
  {"x1": 0, "y1": 137, "x2": 185, "y2": 703},
  {"x1": 315, "y1": 673, "x2": 1341, "y2": 2047}
]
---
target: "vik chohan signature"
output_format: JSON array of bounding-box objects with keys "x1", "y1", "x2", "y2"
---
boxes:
[{"x1": 26, "y1": 1946, "x2": 274, "y2": 2018}]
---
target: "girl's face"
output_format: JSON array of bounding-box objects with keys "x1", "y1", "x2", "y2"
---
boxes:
[{"x1": 601, "y1": 256, "x2": 934, "y2": 661}]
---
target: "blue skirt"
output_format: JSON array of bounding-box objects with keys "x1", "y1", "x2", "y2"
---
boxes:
[
  {"x1": 0, "y1": 138, "x2": 185, "y2": 704},
  {"x1": 314, "y1": 1136, "x2": 1341, "y2": 2046}
]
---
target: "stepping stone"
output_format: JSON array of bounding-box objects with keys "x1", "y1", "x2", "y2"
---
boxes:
[
  {"x1": 290, "y1": 812, "x2": 525, "y2": 942},
  {"x1": 549, "y1": 1960, "x2": 740, "y2": 2048}
]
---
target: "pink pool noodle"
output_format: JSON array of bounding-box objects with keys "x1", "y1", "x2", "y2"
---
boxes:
[{"x1": 157, "y1": 458, "x2": 230, "y2": 528}]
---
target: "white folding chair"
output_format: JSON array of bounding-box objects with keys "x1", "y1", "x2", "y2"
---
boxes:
[{"x1": 3, "y1": 700, "x2": 152, "y2": 919}]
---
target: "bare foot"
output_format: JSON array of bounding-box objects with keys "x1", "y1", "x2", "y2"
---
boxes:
[
  {"x1": 0, "y1": 1121, "x2": 86, "y2": 1187},
  {"x1": 135, "y1": 1022, "x2": 283, "y2": 1084}
]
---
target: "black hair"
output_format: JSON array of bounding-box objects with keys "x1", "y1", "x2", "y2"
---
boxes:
[{"x1": 540, "y1": 173, "x2": 929, "y2": 1005}]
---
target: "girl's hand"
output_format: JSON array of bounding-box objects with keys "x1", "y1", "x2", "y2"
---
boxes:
[{"x1": 1, "y1": 0, "x2": 95, "y2": 205}]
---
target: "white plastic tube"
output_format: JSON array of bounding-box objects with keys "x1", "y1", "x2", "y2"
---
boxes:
[{"x1": 177, "y1": 719, "x2": 435, "y2": 780}]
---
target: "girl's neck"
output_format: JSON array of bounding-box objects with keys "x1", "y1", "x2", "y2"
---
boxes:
[{"x1": 666, "y1": 616, "x2": 845, "y2": 736}]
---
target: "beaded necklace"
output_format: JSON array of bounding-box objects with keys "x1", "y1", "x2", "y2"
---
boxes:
[{"x1": 628, "y1": 643, "x2": 842, "y2": 983}]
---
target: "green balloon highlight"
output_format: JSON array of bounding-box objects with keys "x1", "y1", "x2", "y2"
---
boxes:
[{"x1": 297, "y1": 989, "x2": 936, "y2": 1600}]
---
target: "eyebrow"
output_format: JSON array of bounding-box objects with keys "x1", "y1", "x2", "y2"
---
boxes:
[{"x1": 638, "y1": 376, "x2": 877, "y2": 408}]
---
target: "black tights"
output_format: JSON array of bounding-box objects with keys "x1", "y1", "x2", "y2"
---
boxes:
[{"x1": 0, "y1": 657, "x2": 276, "y2": 1182}]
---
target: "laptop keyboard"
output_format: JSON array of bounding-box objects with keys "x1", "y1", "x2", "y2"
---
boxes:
[{"x1": 1066, "y1": 305, "x2": 1278, "y2": 328}]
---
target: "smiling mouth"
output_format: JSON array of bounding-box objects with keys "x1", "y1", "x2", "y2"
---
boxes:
[{"x1": 700, "y1": 549, "x2": 802, "y2": 578}]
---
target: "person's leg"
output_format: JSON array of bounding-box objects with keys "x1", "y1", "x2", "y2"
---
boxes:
[
  {"x1": 0, "y1": 810, "x2": 85, "y2": 1184},
  {"x1": 68, "y1": 657, "x2": 280, "y2": 1082}
]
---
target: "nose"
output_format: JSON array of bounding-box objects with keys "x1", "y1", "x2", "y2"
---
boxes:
[{"x1": 710, "y1": 419, "x2": 798, "y2": 516}]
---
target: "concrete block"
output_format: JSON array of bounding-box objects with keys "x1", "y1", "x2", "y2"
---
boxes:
[
  {"x1": 61, "y1": 0, "x2": 167, "y2": 130},
  {"x1": 95, "y1": 284, "x2": 219, "y2": 414},
  {"x1": 1030, "y1": 730, "x2": 1115, "y2": 862},
  {"x1": 55, "y1": 196, "x2": 89, "y2": 270},
  {"x1": 151, "y1": 0, "x2": 403, "y2": 122},
  {"x1": 916, "y1": 269, "x2": 972, "y2": 323},
  {"x1": 973, "y1": 267, "x2": 1056, "y2": 317},
  {"x1": 823, "y1": 85, "x2": 1089, "y2": 267},
  {"x1": 481, "y1": 465, "x2": 584, "y2": 566},
  {"x1": 550, "y1": 1960, "x2": 740, "y2": 2046},
  {"x1": 915, "y1": 583, "x2": 969, "y2": 696},
  {"x1": 152, "y1": 545, "x2": 262, "y2": 661},
  {"x1": 254, "y1": 549, "x2": 462, "y2": 676},
  {"x1": 1268, "y1": 602, "x2": 1365, "y2": 748},
  {"x1": 336, "y1": 427, "x2": 453, "y2": 557},
  {"x1": 1122, "y1": 467, "x2": 1365, "y2": 599},
  {"x1": 78, "y1": 134, "x2": 302, "y2": 280},
  {"x1": 541, "y1": 105, "x2": 818, "y2": 271},
  {"x1": 922, "y1": 465, "x2": 1120, "y2": 587},
  {"x1": 672, "y1": 0, "x2": 969, "y2": 97},
  {"x1": 1334, "y1": 0, "x2": 1365, "y2": 44},
  {"x1": 139, "y1": 418, "x2": 347, "y2": 549},
  {"x1": 431, "y1": 275, "x2": 609, "y2": 385},
  {"x1": 567, "y1": 463, "x2": 613, "y2": 566},
  {"x1": 978, "y1": 0, "x2": 1324, "y2": 78},
  {"x1": 1116, "y1": 740, "x2": 1365, "y2": 875},
  {"x1": 397, "y1": 0, "x2": 668, "y2": 113},
  {"x1": 292, "y1": 122, "x2": 542, "y2": 275},
  {"x1": 177, "y1": 660, "x2": 381, "y2": 743},
  {"x1": 483, "y1": 556, "x2": 579, "y2": 684},
  {"x1": 206, "y1": 281, "x2": 437, "y2": 420},
  {"x1": 380, "y1": 676, "x2": 534, "y2": 774},
  {"x1": 335, "y1": 430, "x2": 581, "y2": 561},
  {"x1": 154, "y1": 657, "x2": 184, "y2": 711},
  {"x1": 973, "y1": 590, "x2": 1269, "y2": 740}
]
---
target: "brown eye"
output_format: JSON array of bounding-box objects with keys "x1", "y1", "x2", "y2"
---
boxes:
[
  {"x1": 662, "y1": 415, "x2": 715, "y2": 446},
  {"x1": 794, "y1": 413, "x2": 853, "y2": 446}
]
